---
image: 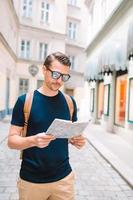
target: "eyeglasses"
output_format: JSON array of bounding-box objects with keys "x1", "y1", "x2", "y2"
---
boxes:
[{"x1": 47, "y1": 68, "x2": 71, "y2": 82}]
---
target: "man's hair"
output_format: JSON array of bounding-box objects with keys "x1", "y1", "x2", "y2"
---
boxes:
[{"x1": 43, "y1": 52, "x2": 71, "y2": 68}]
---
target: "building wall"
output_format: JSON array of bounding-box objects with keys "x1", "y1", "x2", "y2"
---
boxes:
[
  {"x1": 0, "y1": 0, "x2": 19, "y2": 54},
  {"x1": 16, "y1": 0, "x2": 67, "y2": 34}
]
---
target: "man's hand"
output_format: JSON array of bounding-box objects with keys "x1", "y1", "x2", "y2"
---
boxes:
[
  {"x1": 8, "y1": 125, "x2": 56, "y2": 150},
  {"x1": 69, "y1": 135, "x2": 86, "y2": 149},
  {"x1": 35, "y1": 133, "x2": 55, "y2": 148}
]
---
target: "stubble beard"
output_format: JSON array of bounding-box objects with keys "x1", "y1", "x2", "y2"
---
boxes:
[{"x1": 46, "y1": 81, "x2": 61, "y2": 92}]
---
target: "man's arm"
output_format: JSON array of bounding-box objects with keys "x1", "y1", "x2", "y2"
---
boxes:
[{"x1": 8, "y1": 125, "x2": 55, "y2": 150}]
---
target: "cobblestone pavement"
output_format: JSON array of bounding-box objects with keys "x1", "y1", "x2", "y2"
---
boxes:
[{"x1": 0, "y1": 122, "x2": 133, "y2": 200}]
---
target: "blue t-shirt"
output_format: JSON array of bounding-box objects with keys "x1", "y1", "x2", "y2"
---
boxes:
[{"x1": 11, "y1": 90, "x2": 77, "y2": 183}]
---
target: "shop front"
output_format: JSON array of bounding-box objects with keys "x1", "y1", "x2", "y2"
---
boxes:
[{"x1": 85, "y1": 18, "x2": 133, "y2": 133}]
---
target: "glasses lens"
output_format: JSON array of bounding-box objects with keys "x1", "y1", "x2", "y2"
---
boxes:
[
  {"x1": 52, "y1": 71, "x2": 61, "y2": 79},
  {"x1": 62, "y1": 74, "x2": 70, "y2": 82}
]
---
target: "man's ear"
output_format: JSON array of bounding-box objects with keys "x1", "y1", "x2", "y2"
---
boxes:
[{"x1": 42, "y1": 65, "x2": 46, "y2": 74}]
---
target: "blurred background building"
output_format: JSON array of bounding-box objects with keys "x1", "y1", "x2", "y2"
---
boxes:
[
  {"x1": 1, "y1": 0, "x2": 133, "y2": 137},
  {"x1": 85, "y1": 0, "x2": 133, "y2": 134},
  {"x1": 0, "y1": 0, "x2": 90, "y2": 120}
]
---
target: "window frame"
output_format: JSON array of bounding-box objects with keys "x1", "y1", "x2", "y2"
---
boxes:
[
  {"x1": 90, "y1": 88, "x2": 95, "y2": 112},
  {"x1": 69, "y1": 55, "x2": 75, "y2": 70},
  {"x1": 22, "y1": 0, "x2": 33, "y2": 18},
  {"x1": 39, "y1": 42, "x2": 48, "y2": 61},
  {"x1": 68, "y1": 0, "x2": 77, "y2": 6},
  {"x1": 41, "y1": 1, "x2": 50, "y2": 23},
  {"x1": 19, "y1": 78, "x2": 29, "y2": 95},
  {"x1": 20, "y1": 40, "x2": 31, "y2": 59},
  {"x1": 128, "y1": 78, "x2": 133, "y2": 123},
  {"x1": 68, "y1": 21, "x2": 77, "y2": 40},
  {"x1": 103, "y1": 84, "x2": 110, "y2": 116}
]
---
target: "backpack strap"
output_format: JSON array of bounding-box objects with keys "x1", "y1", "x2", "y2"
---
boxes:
[
  {"x1": 22, "y1": 92, "x2": 34, "y2": 137},
  {"x1": 64, "y1": 93, "x2": 74, "y2": 120},
  {"x1": 20, "y1": 92, "x2": 34, "y2": 159}
]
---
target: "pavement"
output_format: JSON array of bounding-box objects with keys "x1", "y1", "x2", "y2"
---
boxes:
[
  {"x1": 84, "y1": 123, "x2": 133, "y2": 189},
  {"x1": 0, "y1": 119, "x2": 133, "y2": 200}
]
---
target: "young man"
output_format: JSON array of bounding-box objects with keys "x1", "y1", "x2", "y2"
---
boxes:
[{"x1": 8, "y1": 52, "x2": 86, "y2": 200}]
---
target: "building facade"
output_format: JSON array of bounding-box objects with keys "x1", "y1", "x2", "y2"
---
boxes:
[
  {"x1": 0, "y1": 0, "x2": 89, "y2": 120},
  {"x1": 85, "y1": 0, "x2": 133, "y2": 134}
]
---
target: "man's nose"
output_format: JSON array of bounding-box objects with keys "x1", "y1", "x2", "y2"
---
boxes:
[{"x1": 56, "y1": 76, "x2": 63, "y2": 83}]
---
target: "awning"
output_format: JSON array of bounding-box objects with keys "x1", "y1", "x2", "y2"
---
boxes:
[
  {"x1": 85, "y1": 26, "x2": 128, "y2": 80},
  {"x1": 85, "y1": 58, "x2": 102, "y2": 81},
  {"x1": 127, "y1": 20, "x2": 133, "y2": 59},
  {"x1": 98, "y1": 40, "x2": 127, "y2": 73}
]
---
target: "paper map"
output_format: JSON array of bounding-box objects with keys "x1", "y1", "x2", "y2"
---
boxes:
[{"x1": 46, "y1": 118, "x2": 89, "y2": 138}]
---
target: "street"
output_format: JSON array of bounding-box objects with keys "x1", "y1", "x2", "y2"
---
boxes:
[{"x1": 0, "y1": 121, "x2": 133, "y2": 200}]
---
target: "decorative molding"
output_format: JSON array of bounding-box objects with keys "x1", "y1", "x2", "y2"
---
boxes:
[
  {"x1": 19, "y1": 24, "x2": 66, "y2": 40},
  {"x1": 67, "y1": 16, "x2": 81, "y2": 23},
  {"x1": 0, "y1": 33, "x2": 17, "y2": 61},
  {"x1": 66, "y1": 41, "x2": 85, "y2": 50},
  {"x1": 17, "y1": 57, "x2": 42, "y2": 65},
  {"x1": 8, "y1": 0, "x2": 19, "y2": 27},
  {"x1": 67, "y1": 3, "x2": 80, "y2": 10}
]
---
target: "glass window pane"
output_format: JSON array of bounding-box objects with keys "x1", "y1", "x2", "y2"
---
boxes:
[
  {"x1": 19, "y1": 78, "x2": 29, "y2": 95},
  {"x1": 98, "y1": 82, "x2": 104, "y2": 118},
  {"x1": 41, "y1": 2, "x2": 49, "y2": 22},
  {"x1": 115, "y1": 75, "x2": 127, "y2": 126},
  {"x1": 128, "y1": 79, "x2": 133, "y2": 122}
]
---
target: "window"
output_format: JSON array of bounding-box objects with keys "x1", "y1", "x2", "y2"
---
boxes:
[
  {"x1": 68, "y1": 0, "x2": 77, "y2": 6},
  {"x1": 41, "y1": 1, "x2": 50, "y2": 23},
  {"x1": 19, "y1": 78, "x2": 29, "y2": 95},
  {"x1": 69, "y1": 56, "x2": 75, "y2": 70},
  {"x1": 90, "y1": 88, "x2": 95, "y2": 112},
  {"x1": 103, "y1": 84, "x2": 110, "y2": 116},
  {"x1": 128, "y1": 78, "x2": 133, "y2": 123},
  {"x1": 22, "y1": 0, "x2": 32, "y2": 18},
  {"x1": 68, "y1": 22, "x2": 77, "y2": 40},
  {"x1": 98, "y1": 82, "x2": 104, "y2": 119},
  {"x1": 39, "y1": 43, "x2": 48, "y2": 61},
  {"x1": 21, "y1": 40, "x2": 30, "y2": 59},
  {"x1": 115, "y1": 75, "x2": 127, "y2": 126}
]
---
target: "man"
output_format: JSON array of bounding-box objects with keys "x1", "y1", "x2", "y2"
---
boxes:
[{"x1": 8, "y1": 52, "x2": 86, "y2": 200}]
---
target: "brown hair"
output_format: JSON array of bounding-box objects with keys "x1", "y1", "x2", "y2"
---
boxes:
[{"x1": 43, "y1": 52, "x2": 71, "y2": 68}]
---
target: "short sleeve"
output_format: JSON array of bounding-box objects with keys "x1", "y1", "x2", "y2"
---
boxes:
[
  {"x1": 70, "y1": 96, "x2": 78, "y2": 122},
  {"x1": 11, "y1": 95, "x2": 26, "y2": 127}
]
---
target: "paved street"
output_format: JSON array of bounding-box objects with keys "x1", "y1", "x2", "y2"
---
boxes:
[{"x1": 0, "y1": 121, "x2": 133, "y2": 200}]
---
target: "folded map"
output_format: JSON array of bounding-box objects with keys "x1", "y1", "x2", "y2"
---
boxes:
[{"x1": 46, "y1": 118, "x2": 89, "y2": 138}]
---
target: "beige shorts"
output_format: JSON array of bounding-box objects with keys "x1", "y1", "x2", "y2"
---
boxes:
[{"x1": 17, "y1": 172, "x2": 75, "y2": 200}]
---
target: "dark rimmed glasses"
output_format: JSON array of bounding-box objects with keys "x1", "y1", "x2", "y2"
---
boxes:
[{"x1": 47, "y1": 68, "x2": 71, "y2": 82}]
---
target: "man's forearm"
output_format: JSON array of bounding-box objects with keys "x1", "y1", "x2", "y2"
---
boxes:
[{"x1": 8, "y1": 135, "x2": 35, "y2": 150}]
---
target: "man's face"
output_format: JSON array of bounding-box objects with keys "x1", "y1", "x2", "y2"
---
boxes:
[{"x1": 43, "y1": 59, "x2": 70, "y2": 92}]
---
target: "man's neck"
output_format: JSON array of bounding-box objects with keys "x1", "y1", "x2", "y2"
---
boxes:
[{"x1": 38, "y1": 86, "x2": 58, "y2": 97}]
